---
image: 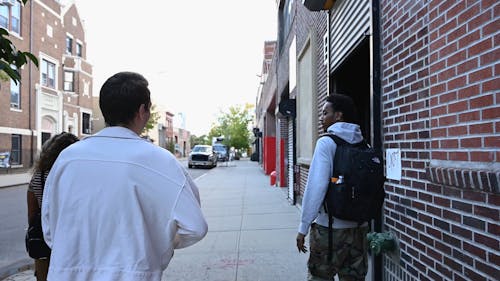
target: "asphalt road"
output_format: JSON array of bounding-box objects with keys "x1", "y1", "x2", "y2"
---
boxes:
[{"x1": 0, "y1": 159, "x2": 214, "y2": 279}]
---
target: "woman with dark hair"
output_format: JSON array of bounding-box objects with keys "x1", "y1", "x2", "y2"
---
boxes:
[{"x1": 26, "y1": 132, "x2": 79, "y2": 281}]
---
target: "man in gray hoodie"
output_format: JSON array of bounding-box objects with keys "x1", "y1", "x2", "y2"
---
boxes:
[{"x1": 296, "y1": 94, "x2": 369, "y2": 281}]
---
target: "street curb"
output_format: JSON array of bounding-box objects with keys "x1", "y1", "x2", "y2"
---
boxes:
[
  {"x1": 0, "y1": 259, "x2": 33, "y2": 280},
  {"x1": 0, "y1": 183, "x2": 29, "y2": 189}
]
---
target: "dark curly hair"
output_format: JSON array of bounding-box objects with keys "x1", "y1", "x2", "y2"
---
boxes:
[
  {"x1": 34, "y1": 132, "x2": 79, "y2": 173},
  {"x1": 326, "y1": 93, "x2": 359, "y2": 124}
]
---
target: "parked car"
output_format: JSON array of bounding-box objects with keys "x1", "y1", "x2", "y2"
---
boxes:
[
  {"x1": 188, "y1": 145, "x2": 217, "y2": 168},
  {"x1": 213, "y1": 144, "x2": 229, "y2": 162}
]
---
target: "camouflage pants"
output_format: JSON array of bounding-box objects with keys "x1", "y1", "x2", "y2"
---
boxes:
[{"x1": 307, "y1": 223, "x2": 368, "y2": 281}]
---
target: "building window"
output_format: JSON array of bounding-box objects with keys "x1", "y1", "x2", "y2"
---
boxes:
[
  {"x1": 76, "y1": 42, "x2": 82, "y2": 57},
  {"x1": 11, "y1": 134, "x2": 21, "y2": 165},
  {"x1": 64, "y1": 71, "x2": 74, "y2": 92},
  {"x1": 297, "y1": 35, "x2": 317, "y2": 164},
  {"x1": 0, "y1": 5, "x2": 8, "y2": 29},
  {"x1": 0, "y1": 1, "x2": 21, "y2": 34},
  {"x1": 82, "y1": 112, "x2": 91, "y2": 134},
  {"x1": 66, "y1": 36, "x2": 73, "y2": 54},
  {"x1": 41, "y1": 59, "x2": 55, "y2": 88},
  {"x1": 10, "y1": 78, "x2": 20, "y2": 109},
  {"x1": 10, "y1": 0, "x2": 20, "y2": 34}
]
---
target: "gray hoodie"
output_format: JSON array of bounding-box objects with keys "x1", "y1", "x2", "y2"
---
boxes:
[{"x1": 298, "y1": 122, "x2": 367, "y2": 235}]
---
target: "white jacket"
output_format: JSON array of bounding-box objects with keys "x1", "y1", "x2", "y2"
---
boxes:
[
  {"x1": 298, "y1": 122, "x2": 367, "y2": 235},
  {"x1": 42, "y1": 127, "x2": 208, "y2": 281}
]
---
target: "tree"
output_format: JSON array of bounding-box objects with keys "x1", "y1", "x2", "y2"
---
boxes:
[
  {"x1": 165, "y1": 140, "x2": 175, "y2": 154},
  {"x1": 141, "y1": 104, "x2": 160, "y2": 135},
  {"x1": 190, "y1": 134, "x2": 209, "y2": 147},
  {"x1": 208, "y1": 104, "x2": 254, "y2": 150},
  {"x1": 0, "y1": 0, "x2": 38, "y2": 84}
]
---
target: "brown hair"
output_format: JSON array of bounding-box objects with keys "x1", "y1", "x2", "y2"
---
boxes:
[{"x1": 34, "y1": 132, "x2": 79, "y2": 173}]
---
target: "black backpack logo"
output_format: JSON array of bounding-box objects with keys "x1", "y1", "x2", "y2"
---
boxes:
[{"x1": 323, "y1": 134, "x2": 386, "y2": 223}]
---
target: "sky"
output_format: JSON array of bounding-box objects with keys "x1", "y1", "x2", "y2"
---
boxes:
[{"x1": 72, "y1": 0, "x2": 278, "y2": 136}]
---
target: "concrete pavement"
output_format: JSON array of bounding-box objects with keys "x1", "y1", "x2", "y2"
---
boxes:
[
  {"x1": 2, "y1": 159, "x2": 309, "y2": 281},
  {"x1": 0, "y1": 172, "x2": 31, "y2": 189}
]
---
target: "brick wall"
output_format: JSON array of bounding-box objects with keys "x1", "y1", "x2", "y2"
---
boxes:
[
  {"x1": 0, "y1": 0, "x2": 92, "y2": 169},
  {"x1": 294, "y1": 3, "x2": 329, "y2": 201},
  {"x1": 381, "y1": 0, "x2": 499, "y2": 280}
]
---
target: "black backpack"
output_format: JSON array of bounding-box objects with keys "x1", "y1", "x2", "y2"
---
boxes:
[{"x1": 323, "y1": 134, "x2": 386, "y2": 258}]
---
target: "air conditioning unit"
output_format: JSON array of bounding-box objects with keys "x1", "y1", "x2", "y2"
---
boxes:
[{"x1": 0, "y1": 0, "x2": 17, "y2": 7}]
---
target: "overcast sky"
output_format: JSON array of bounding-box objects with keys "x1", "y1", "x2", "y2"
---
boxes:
[{"x1": 73, "y1": 0, "x2": 278, "y2": 136}]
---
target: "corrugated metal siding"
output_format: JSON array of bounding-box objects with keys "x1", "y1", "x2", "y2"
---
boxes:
[
  {"x1": 288, "y1": 117, "x2": 294, "y2": 202},
  {"x1": 329, "y1": 0, "x2": 371, "y2": 71}
]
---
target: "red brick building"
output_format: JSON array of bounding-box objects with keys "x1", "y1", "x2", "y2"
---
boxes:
[
  {"x1": 256, "y1": 0, "x2": 498, "y2": 280},
  {"x1": 0, "y1": 0, "x2": 92, "y2": 170}
]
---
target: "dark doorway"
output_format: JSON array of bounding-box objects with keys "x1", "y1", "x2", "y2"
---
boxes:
[
  {"x1": 330, "y1": 39, "x2": 371, "y2": 142},
  {"x1": 41, "y1": 132, "x2": 51, "y2": 145}
]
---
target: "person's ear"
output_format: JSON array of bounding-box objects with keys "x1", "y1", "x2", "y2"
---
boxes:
[
  {"x1": 334, "y1": 111, "x2": 343, "y2": 121},
  {"x1": 138, "y1": 104, "x2": 149, "y2": 121}
]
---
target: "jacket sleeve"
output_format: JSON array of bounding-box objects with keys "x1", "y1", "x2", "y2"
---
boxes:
[
  {"x1": 298, "y1": 136, "x2": 335, "y2": 235},
  {"x1": 172, "y1": 172, "x2": 208, "y2": 249}
]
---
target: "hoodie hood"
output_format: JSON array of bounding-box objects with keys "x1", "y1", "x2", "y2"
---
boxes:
[{"x1": 326, "y1": 122, "x2": 363, "y2": 144}]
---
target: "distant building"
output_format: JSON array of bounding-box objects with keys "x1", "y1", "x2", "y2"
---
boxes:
[
  {"x1": 0, "y1": 0, "x2": 93, "y2": 170},
  {"x1": 91, "y1": 96, "x2": 105, "y2": 132}
]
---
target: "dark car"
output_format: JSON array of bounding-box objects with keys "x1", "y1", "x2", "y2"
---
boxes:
[
  {"x1": 213, "y1": 144, "x2": 229, "y2": 162},
  {"x1": 188, "y1": 145, "x2": 217, "y2": 168}
]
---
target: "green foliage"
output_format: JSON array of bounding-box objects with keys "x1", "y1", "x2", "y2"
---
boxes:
[
  {"x1": 190, "y1": 134, "x2": 209, "y2": 147},
  {"x1": 208, "y1": 103, "x2": 254, "y2": 150},
  {"x1": 0, "y1": 1, "x2": 38, "y2": 84},
  {"x1": 166, "y1": 140, "x2": 175, "y2": 154},
  {"x1": 142, "y1": 104, "x2": 160, "y2": 135}
]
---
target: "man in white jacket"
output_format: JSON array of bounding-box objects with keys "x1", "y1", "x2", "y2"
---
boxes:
[
  {"x1": 42, "y1": 72, "x2": 208, "y2": 281},
  {"x1": 296, "y1": 94, "x2": 368, "y2": 281}
]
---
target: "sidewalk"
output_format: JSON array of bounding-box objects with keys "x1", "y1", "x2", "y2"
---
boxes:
[
  {"x1": 3, "y1": 159, "x2": 308, "y2": 281},
  {"x1": 0, "y1": 172, "x2": 30, "y2": 189}
]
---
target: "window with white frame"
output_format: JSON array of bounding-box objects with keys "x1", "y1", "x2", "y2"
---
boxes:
[
  {"x1": 0, "y1": 1, "x2": 21, "y2": 34},
  {"x1": 82, "y1": 112, "x2": 91, "y2": 134},
  {"x1": 76, "y1": 42, "x2": 82, "y2": 57},
  {"x1": 10, "y1": 1, "x2": 20, "y2": 34},
  {"x1": 10, "y1": 78, "x2": 20, "y2": 109},
  {"x1": 41, "y1": 59, "x2": 55, "y2": 88},
  {"x1": 297, "y1": 36, "x2": 317, "y2": 164},
  {"x1": 66, "y1": 36, "x2": 73, "y2": 54},
  {"x1": 11, "y1": 134, "x2": 21, "y2": 165},
  {"x1": 64, "y1": 71, "x2": 74, "y2": 91},
  {"x1": 0, "y1": 5, "x2": 8, "y2": 29}
]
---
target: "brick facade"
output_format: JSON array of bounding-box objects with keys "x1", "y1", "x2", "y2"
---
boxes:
[
  {"x1": 0, "y1": 0, "x2": 92, "y2": 171},
  {"x1": 294, "y1": 2, "x2": 329, "y2": 204},
  {"x1": 258, "y1": 0, "x2": 498, "y2": 280},
  {"x1": 381, "y1": 0, "x2": 499, "y2": 280}
]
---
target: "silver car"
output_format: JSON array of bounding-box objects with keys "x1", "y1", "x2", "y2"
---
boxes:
[{"x1": 188, "y1": 145, "x2": 217, "y2": 168}]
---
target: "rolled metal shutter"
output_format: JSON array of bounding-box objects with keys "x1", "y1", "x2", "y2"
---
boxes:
[
  {"x1": 288, "y1": 117, "x2": 294, "y2": 203},
  {"x1": 329, "y1": 0, "x2": 371, "y2": 71}
]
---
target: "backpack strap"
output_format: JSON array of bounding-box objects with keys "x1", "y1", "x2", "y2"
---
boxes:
[{"x1": 321, "y1": 133, "x2": 346, "y2": 261}]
